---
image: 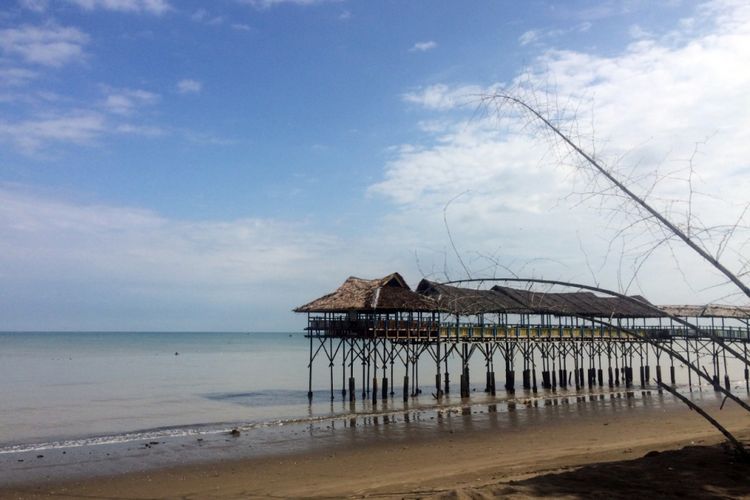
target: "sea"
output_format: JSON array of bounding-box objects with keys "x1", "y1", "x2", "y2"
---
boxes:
[{"x1": 0, "y1": 331, "x2": 743, "y2": 485}]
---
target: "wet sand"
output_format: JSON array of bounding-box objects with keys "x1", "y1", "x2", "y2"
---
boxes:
[{"x1": 2, "y1": 394, "x2": 749, "y2": 499}]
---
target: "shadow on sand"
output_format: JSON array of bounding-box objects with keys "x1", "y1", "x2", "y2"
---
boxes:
[{"x1": 437, "y1": 442, "x2": 750, "y2": 499}]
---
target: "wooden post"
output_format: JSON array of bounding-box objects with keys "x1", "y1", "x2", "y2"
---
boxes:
[
  {"x1": 403, "y1": 342, "x2": 409, "y2": 402},
  {"x1": 435, "y1": 335, "x2": 443, "y2": 398},
  {"x1": 686, "y1": 336, "x2": 694, "y2": 391},
  {"x1": 361, "y1": 341, "x2": 367, "y2": 399},
  {"x1": 444, "y1": 352, "x2": 450, "y2": 394},
  {"x1": 329, "y1": 337, "x2": 335, "y2": 401},
  {"x1": 307, "y1": 333, "x2": 314, "y2": 401},
  {"x1": 349, "y1": 338, "x2": 356, "y2": 402},
  {"x1": 382, "y1": 340, "x2": 388, "y2": 400}
]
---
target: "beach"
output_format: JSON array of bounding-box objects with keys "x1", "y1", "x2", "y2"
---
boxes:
[
  {"x1": 2, "y1": 393, "x2": 749, "y2": 499},
  {"x1": 5, "y1": 0, "x2": 750, "y2": 497}
]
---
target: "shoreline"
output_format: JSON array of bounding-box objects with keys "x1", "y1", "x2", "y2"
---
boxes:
[
  {"x1": 2, "y1": 392, "x2": 749, "y2": 498},
  {"x1": 0, "y1": 387, "x2": 678, "y2": 485}
]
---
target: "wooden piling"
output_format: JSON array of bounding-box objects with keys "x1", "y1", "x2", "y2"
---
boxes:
[{"x1": 307, "y1": 333, "x2": 314, "y2": 401}]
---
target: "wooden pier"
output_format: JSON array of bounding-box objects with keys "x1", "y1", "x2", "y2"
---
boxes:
[{"x1": 295, "y1": 273, "x2": 750, "y2": 403}]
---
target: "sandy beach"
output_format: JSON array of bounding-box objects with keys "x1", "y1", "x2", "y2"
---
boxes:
[{"x1": 3, "y1": 393, "x2": 749, "y2": 499}]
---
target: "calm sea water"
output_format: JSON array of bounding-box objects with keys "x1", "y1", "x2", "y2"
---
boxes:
[
  {"x1": 2, "y1": 331, "x2": 747, "y2": 486},
  {"x1": 0, "y1": 331, "x2": 745, "y2": 455},
  {"x1": 0, "y1": 332, "x2": 320, "y2": 448}
]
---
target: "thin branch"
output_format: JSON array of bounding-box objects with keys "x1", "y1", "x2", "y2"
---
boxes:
[
  {"x1": 443, "y1": 190, "x2": 473, "y2": 280},
  {"x1": 483, "y1": 92, "x2": 750, "y2": 300}
]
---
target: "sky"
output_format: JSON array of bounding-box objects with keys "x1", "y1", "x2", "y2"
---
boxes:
[{"x1": 1, "y1": 0, "x2": 749, "y2": 331}]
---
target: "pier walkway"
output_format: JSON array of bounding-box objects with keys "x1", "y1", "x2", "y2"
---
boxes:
[{"x1": 295, "y1": 273, "x2": 750, "y2": 402}]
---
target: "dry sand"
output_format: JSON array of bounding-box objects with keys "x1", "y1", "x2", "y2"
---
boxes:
[{"x1": 2, "y1": 397, "x2": 749, "y2": 499}]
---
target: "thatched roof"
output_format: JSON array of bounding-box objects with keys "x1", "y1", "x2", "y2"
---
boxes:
[
  {"x1": 416, "y1": 280, "x2": 526, "y2": 315},
  {"x1": 491, "y1": 286, "x2": 659, "y2": 317},
  {"x1": 660, "y1": 304, "x2": 750, "y2": 320},
  {"x1": 414, "y1": 279, "x2": 658, "y2": 317},
  {"x1": 296, "y1": 273, "x2": 749, "y2": 320},
  {"x1": 294, "y1": 273, "x2": 437, "y2": 313}
]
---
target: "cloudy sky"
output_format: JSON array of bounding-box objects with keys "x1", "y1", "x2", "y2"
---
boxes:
[{"x1": 1, "y1": 0, "x2": 748, "y2": 331}]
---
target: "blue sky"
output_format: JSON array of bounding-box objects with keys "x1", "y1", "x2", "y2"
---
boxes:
[{"x1": 1, "y1": 0, "x2": 749, "y2": 330}]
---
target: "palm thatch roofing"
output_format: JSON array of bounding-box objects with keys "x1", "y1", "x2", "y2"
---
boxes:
[
  {"x1": 416, "y1": 280, "x2": 525, "y2": 315},
  {"x1": 491, "y1": 285, "x2": 659, "y2": 317},
  {"x1": 294, "y1": 273, "x2": 437, "y2": 313},
  {"x1": 415, "y1": 279, "x2": 659, "y2": 317},
  {"x1": 660, "y1": 304, "x2": 750, "y2": 320},
  {"x1": 296, "y1": 274, "x2": 748, "y2": 320}
]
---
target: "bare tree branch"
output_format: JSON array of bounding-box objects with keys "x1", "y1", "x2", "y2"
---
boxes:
[{"x1": 482, "y1": 92, "x2": 750, "y2": 300}]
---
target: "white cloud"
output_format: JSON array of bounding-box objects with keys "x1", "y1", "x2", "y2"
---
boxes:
[
  {"x1": 0, "y1": 188, "x2": 329, "y2": 287},
  {"x1": 0, "y1": 24, "x2": 89, "y2": 67},
  {"x1": 191, "y1": 9, "x2": 224, "y2": 25},
  {"x1": 519, "y1": 30, "x2": 539, "y2": 46},
  {"x1": 239, "y1": 0, "x2": 340, "y2": 9},
  {"x1": 191, "y1": 8, "x2": 207, "y2": 21},
  {"x1": 0, "y1": 187, "x2": 379, "y2": 329},
  {"x1": 0, "y1": 83, "x2": 164, "y2": 152},
  {"x1": 519, "y1": 22, "x2": 593, "y2": 47},
  {"x1": 66, "y1": 0, "x2": 171, "y2": 15},
  {"x1": 0, "y1": 67, "x2": 38, "y2": 86},
  {"x1": 176, "y1": 79, "x2": 202, "y2": 95},
  {"x1": 231, "y1": 23, "x2": 252, "y2": 31},
  {"x1": 402, "y1": 83, "x2": 491, "y2": 111},
  {"x1": 409, "y1": 40, "x2": 437, "y2": 52},
  {"x1": 628, "y1": 24, "x2": 653, "y2": 39},
  {"x1": 376, "y1": 0, "x2": 750, "y2": 303},
  {"x1": 101, "y1": 87, "x2": 159, "y2": 115},
  {"x1": 18, "y1": 0, "x2": 48, "y2": 12},
  {"x1": 0, "y1": 112, "x2": 105, "y2": 152},
  {"x1": 115, "y1": 123, "x2": 164, "y2": 136}
]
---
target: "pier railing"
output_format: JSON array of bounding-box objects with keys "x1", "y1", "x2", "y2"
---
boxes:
[{"x1": 306, "y1": 318, "x2": 750, "y2": 342}]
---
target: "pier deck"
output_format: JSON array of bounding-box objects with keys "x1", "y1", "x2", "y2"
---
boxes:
[{"x1": 295, "y1": 273, "x2": 750, "y2": 402}]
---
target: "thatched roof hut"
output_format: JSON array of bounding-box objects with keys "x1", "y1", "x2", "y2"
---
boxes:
[
  {"x1": 297, "y1": 273, "x2": 745, "y2": 320},
  {"x1": 294, "y1": 273, "x2": 437, "y2": 313}
]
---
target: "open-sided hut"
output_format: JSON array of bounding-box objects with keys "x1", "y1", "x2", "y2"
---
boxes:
[
  {"x1": 295, "y1": 272, "x2": 750, "y2": 402},
  {"x1": 295, "y1": 273, "x2": 438, "y2": 338}
]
